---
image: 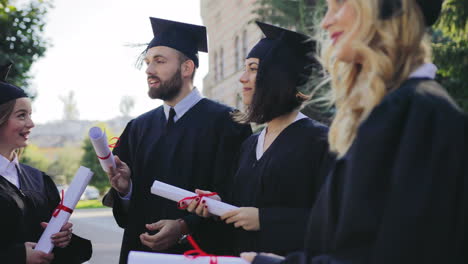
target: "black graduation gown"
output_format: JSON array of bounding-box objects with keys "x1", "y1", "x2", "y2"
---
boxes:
[
  {"x1": 0, "y1": 164, "x2": 92, "y2": 264},
  {"x1": 103, "y1": 98, "x2": 252, "y2": 264},
  {"x1": 253, "y1": 78, "x2": 468, "y2": 264},
  {"x1": 226, "y1": 117, "x2": 332, "y2": 256}
]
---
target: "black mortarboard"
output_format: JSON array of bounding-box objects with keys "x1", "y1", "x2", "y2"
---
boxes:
[
  {"x1": 245, "y1": 22, "x2": 317, "y2": 123},
  {"x1": 0, "y1": 62, "x2": 28, "y2": 105},
  {"x1": 249, "y1": 21, "x2": 316, "y2": 88},
  {"x1": 147, "y1": 17, "x2": 208, "y2": 68},
  {"x1": 379, "y1": 0, "x2": 443, "y2": 26}
]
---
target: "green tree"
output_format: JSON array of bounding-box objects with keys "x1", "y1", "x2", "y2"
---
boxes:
[
  {"x1": 0, "y1": 0, "x2": 52, "y2": 95},
  {"x1": 255, "y1": 0, "x2": 468, "y2": 112},
  {"x1": 432, "y1": 0, "x2": 468, "y2": 111},
  {"x1": 47, "y1": 145, "x2": 83, "y2": 184},
  {"x1": 19, "y1": 143, "x2": 51, "y2": 172},
  {"x1": 59, "y1": 91, "x2": 80, "y2": 120},
  {"x1": 80, "y1": 123, "x2": 115, "y2": 193}
]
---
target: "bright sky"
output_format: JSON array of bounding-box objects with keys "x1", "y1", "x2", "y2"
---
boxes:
[{"x1": 30, "y1": 0, "x2": 208, "y2": 124}]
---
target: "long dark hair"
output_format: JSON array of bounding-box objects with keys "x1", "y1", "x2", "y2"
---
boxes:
[{"x1": 236, "y1": 40, "x2": 313, "y2": 124}]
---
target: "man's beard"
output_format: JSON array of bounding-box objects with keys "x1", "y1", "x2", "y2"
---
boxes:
[{"x1": 148, "y1": 67, "x2": 183, "y2": 101}]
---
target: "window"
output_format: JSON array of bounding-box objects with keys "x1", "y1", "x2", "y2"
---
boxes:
[
  {"x1": 220, "y1": 47, "x2": 224, "y2": 79},
  {"x1": 214, "y1": 51, "x2": 218, "y2": 81},
  {"x1": 234, "y1": 35, "x2": 240, "y2": 71},
  {"x1": 242, "y1": 30, "x2": 248, "y2": 60}
]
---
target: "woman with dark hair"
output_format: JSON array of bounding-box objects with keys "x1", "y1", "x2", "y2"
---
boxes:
[
  {"x1": 242, "y1": 0, "x2": 468, "y2": 263},
  {"x1": 186, "y1": 22, "x2": 332, "y2": 256},
  {"x1": 0, "y1": 63, "x2": 92, "y2": 264}
]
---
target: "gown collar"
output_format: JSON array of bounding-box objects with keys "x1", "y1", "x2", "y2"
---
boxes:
[{"x1": 256, "y1": 112, "x2": 307, "y2": 160}]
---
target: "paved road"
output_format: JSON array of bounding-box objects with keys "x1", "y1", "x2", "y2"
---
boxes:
[{"x1": 70, "y1": 208, "x2": 123, "y2": 264}]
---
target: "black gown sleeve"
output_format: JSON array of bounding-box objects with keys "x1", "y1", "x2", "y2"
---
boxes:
[
  {"x1": 0, "y1": 199, "x2": 26, "y2": 264},
  {"x1": 43, "y1": 174, "x2": 93, "y2": 264},
  {"x1": 183, "y1": 111, "x2": 251, "y2": 252},
  {"x1": 364, "y1": 88, "x2": 468, "y2": 264}
]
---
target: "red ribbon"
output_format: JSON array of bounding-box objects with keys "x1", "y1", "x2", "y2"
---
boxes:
[
  {"x1": 108, "y1": 137, "x2": 120, "y2": 149},
  {"x1": 177, "y1": 192, "x2": 218, "y2": 210},
  {"x1": 184, "y1": 235, "x2": 238, "y2": 264},
  {"x1": 96, "y1": 137, "x2": 120, "y2": 160},
  {"x1": 97, "y1": 152, "x2": 111, "y2": 160},
  {"x1": 52, "y1": 190, "x2": 73, "y2": 217},
  {"x1": 184, "y1": 235, "x2": 218, "y2": 264}
]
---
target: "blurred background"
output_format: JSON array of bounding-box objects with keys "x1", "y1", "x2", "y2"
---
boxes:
[{"x1": 1, "y1": 0, "x2": 466, "y2": 263}]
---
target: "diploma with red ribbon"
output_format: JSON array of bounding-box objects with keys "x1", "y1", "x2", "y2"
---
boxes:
[
  {"x1": 150, "y1": 180, "x2": 239, "y2": 216},
  {"x1": 35, "y1": 166, "x2": 94, "y2": 253},
  {"x1": 128, "y1": 235, "x2": 249, "y2": 263},
  {"x1": 89, "y1": 126, "x2": 117, "y2": 173},
  {"x1": 128, "y1": 251, "x2": 249, "y2": 264}
]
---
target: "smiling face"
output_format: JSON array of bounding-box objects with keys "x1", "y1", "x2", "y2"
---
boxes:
[
  {"x1": 321, "y1": 0, "x2": 359, "y2": 63},
  {"x1": 239, "y1": 57, "x2": 259, "y2": 106},
  {"x1": 0, "y1": 98, "x2": 35, "y2": 154}
]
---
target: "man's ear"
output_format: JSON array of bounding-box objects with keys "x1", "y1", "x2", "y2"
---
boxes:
[{"x1": 181, "y1": 60, "x2": 195, "y2": 79}]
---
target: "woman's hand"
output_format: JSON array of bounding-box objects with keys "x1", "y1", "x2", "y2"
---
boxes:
[
  {"x1": 41, "y1": 221, "x2": 73, "y2": 248},
  {"x1": 221, "y1": 207, "x2": 260, "y2": 231},
  {"x1": 25, "y1": 242, "x2": 54, "y2": 264},
  {"x1": 185, "y1": 189, "x2": 221, "y2": 218}
]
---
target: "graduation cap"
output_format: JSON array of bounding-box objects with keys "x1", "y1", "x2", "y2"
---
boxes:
[
  {"x1": 249, "y1": 21, "x2": 317, "y2": 88},
  {"x1": 379, "y1": 0, "x2": 443, "y2": 26},
  {"x1": 147, "y1": 17, "x2": 208, "y2": 68},
  {"x1": 0, "y1": 62, "x2": 28, "y2": 105}
]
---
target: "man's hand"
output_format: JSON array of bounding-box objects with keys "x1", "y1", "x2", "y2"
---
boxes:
[
  {"x1": 41, "y1": 222, "x2": 73, "y2": 248},
  {"x1": 25, "y1": 242, "x2": 54, "y2": 264},
  {"x1": 139, "y1": 219, "x2": 185, "y2": 251},
  {"x1": 107, "y1": 155, "x2": 131, "y2": 196},
  {"x1": 221, "y1": 207, "x2": 260, "y2": 231}
]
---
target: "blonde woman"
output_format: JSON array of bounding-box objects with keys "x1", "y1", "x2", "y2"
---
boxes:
[{"x1": 242, "y1": 0, "x2": 468, "y2": 263}]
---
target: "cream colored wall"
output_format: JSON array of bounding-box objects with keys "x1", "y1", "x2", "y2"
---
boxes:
[{"x1": 200, "y1": 0, "x2": 262, "y2": 109}]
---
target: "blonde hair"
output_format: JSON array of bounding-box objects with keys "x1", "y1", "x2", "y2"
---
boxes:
[{"x1": 319, "y1": 0, "x2": 432, "y2": 156}]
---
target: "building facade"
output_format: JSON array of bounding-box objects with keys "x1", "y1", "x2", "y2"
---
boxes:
[{"x1": 200, "y1": 0, "x2": 263, "y2": 109}]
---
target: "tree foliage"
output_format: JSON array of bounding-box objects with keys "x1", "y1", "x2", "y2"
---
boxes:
[
  {"x1": 120, "y1": 96, "x2": 135, "y2": 117},
  {"x1": 0, "y1": 0, "x2": 52, "y2": 95},
  {"x1": 46, "y1": 145, "x2": 83, "y2": 184},
  {"x1": 60, "y1": 90, "x2": 80, "y2": 120},
  {"x1": 80, "y1": 123, "x2": 115, "y2": 193},
  {"x1": 432, "y1": 0, "x2": 468, "y2": 111},
  {"x1": 19, "y1": 143, "x2": 51, "y2": 172},
  {"x1": 254, "y1": 0, "x2": 468, "y2": 112}
]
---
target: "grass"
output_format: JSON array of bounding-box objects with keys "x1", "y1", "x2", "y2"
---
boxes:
[{"x1": 76, "y1": 199, "x2": 106, "y2": 209}]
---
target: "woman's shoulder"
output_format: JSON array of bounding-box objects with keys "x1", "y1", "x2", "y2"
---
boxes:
[{"x1": 388, "y1": 78, "x2": 463, "y2": 115}]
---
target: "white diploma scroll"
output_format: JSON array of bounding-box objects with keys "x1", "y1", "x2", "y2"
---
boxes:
[
  {"x1": 128, "y1": 251, "x2": 249, "y2": 264},
  {"x1": 35, "y1": 166, "x2": 94, "y2": 253},
  {"x1": 89, "y1": 126, "x2": 116, "y2": 173},
  {"x1": 151, "y1": 180, "x2": 239, "y2": 216}
]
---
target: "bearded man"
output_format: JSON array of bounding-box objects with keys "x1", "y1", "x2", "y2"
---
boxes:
[{"x1": 102, "y1": 17, "x2": 252, "y2": 264}]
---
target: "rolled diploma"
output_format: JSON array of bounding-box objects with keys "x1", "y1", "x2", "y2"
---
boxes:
[
  {"x1": 151, "y1": 180, "x2": 239, "y2": 216},
  {"x1": 35, "y1": 166, "x2": 94, "y2": 253},
  {"x1": 89, "y1": 126, "x2": 116, "y2": 173},
  {"x1": 128, "y1": 251, "x2": 249, "y2": 264}
]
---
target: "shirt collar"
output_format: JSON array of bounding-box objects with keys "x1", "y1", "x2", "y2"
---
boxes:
[
  {"x1": 408, "y1": 63, "x2": 437, "y2": 80},
  {"x1": 0, "y1": 153, "x2": 19, "y2": 174},
  {"x1": 163, "y1": 88, "x2": 203, "y2": 122}
]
